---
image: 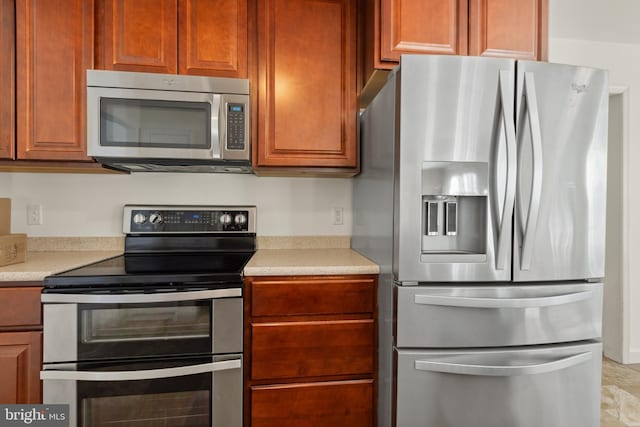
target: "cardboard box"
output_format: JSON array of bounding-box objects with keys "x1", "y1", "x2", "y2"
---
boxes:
[
  {"x1": 0, "y1": 198, "x2": 10, "y2": 235},
  {"x1": 0, "y1": 234, "x2": 27, "y2": 267}
]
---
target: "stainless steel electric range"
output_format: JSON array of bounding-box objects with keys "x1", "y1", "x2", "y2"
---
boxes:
[{"x1": 40, "y1": 205, "x2": 256, "y2": 427}]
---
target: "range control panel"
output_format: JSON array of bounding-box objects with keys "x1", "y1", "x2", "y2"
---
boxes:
[{"x1": 124, "y1": 205, "x2": 256, "y2": 234}]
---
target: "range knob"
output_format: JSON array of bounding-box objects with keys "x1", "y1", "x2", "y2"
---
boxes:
[
  {"x1": 149, "y1": 213, "x2": 163, "y2": 225},
  {"x1": 234, "y1": 213, "x2": 247, "y2": 225},
  {"x1": 220, "y1": 213, "x2": 233, "y2": 225},
  {"x1": 133, "y1": 213, "x2": 147, "y2": 224}
]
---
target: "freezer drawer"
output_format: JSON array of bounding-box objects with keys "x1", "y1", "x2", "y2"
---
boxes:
[
  {"x1": 396, "y1": 283, "x2": 602, "y2": 348},
  {"x1": 396, "y1": 342, "x2": 601, "y2": 427}
]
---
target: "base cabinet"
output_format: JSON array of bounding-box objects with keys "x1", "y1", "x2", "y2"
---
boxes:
[
  {"x1": 251, "y1": 380, "x2": 374, "y2": 427},
  {"x1": 0, "y1": 331, "x2": 42, "y2": 404},
  {"x1": 0, "y1": 284, "x2": 43, "y2": 404},
  {"x1": 244, "y1": 275, "x2": 377, "y2": 426}
]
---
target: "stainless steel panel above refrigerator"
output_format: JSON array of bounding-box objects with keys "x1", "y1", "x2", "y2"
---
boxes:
[
  {"x1": 396, "y1": 282, "x2": 603, "y2": 348},
  {"x1": 396, "y1": 342, "x2": 602, "y2": 427}
]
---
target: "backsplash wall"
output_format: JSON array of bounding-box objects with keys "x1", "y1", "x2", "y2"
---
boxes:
[{"x1": 0, "y1": 172, "x2": 352, "y2": 237}]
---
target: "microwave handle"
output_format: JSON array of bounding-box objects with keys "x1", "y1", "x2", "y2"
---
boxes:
[
  {"x1": 40, "y1": 359, "x2": 241, "y2": 381},
  {"x1": 211, "y1": 94, "x2": 222, "y2": 159},
  {"x1": 41, "y1": 288, "x2": 241, "y2": 304}
]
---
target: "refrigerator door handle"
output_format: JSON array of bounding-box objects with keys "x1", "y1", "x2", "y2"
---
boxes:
[
  {"x1": 413, "y1": 290, "x2": 593, "y2": 308},
  {"x1": 519, "y1": 72, "x2": 544, "y2": 270},
  {"x1": 414, "y1": 351, "x2": 592, "y2": 377},
  {"x1": 496, "y1": 70, "x2": 517, "y2": 270}
]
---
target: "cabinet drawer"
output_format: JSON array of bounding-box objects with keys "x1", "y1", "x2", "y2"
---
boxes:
[
  {"x1": 251, "y1": 320, "x2": 374, "y2": 380},
  {"x1": 250, "y1": 277, "x2": 375, "y2": 317},
  {"x1": 0, "y1": 287, "x2": 42, "y2": 328},
  {"x1": 396, "y1": 283, "x2": 602, "y2": 348},
  {"x1": 251, "y1": 379, "x2": 373, "y2": 427}
]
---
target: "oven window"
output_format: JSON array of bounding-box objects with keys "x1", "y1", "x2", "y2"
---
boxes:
[
  {"x1": 73, "y1": 357, "x2": 242, "y2": 427},
  {"x1": 82, "y1": 390, "x2": 209, "y2": 427},
  {"x1": 100, "y1": 98, "x2": 211, "y2": 149},
  {"x1": 82, "y1": 304, "x2": 210, "y2": 343},
  {"x1": 77, "y1": 301, "x2": 213, "y2": 360}
]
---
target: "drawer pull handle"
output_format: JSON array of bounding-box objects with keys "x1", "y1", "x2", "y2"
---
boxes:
[
  {"x1": 413, "y1": 290, "x2": 593, "y2": 308},
  {"x1": 414, "y1": 352, "x2": 592, "y2": 376}
]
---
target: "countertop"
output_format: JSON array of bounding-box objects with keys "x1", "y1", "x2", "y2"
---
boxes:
[
  {"x1": 0, "y1": 237, "x2": 379, "y2": 282},
  {"x1": 243, "y1": 248, "x2": 379, "y2": 276},
  {"x1": 0, "y1": 251, "x2": 122, "y2": 282}
]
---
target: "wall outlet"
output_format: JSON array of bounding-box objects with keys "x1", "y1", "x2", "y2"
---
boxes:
[
  {"x1": 332, "y1": 207, "x2": 344, "y2": 225},
  {"x1": 27, "y1": 204, "x2": 43, "y2": 225}
]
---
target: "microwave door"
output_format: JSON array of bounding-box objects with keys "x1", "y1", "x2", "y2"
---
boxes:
[{"x1": 87, "y1": 87, "x2": 218, "y2": 160}]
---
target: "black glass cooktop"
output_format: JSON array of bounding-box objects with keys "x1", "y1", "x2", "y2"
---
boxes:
[{"x1": 43, "y1": 251, "x2": 254, "y2": 290}]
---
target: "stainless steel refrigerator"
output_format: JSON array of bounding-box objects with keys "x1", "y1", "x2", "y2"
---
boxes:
[{"x1": 352, "y1": 54, "x2": 608, "y2": 427}]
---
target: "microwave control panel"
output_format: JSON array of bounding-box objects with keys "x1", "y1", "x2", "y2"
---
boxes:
[{"x1": 226, "y1": 103, "x2": 246, "y2": 150}]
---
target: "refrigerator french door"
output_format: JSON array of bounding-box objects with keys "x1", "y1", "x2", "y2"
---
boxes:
[{"x1": 353, "y1": 54, "x2": 608, "y2": 427}]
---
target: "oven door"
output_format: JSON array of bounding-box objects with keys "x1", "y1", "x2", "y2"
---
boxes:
[
  {"x1": 43, "y1": 288, "x2": 242, "y2": 363},
  {"x1": 41, "y1": 355, "x2": 241, "y2": 427}
]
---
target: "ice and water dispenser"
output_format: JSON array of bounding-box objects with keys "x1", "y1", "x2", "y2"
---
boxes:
[{"x1": 421, "y1": 162, "x2": 488, "y2": 262}]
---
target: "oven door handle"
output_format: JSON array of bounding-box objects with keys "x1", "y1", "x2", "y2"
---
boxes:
[
  {"x1": 41, "y1": 288, "x2": 241, "y2": 304},
  {"x1": 40, "y1": 359, "x2": 241, "y2": 381}
]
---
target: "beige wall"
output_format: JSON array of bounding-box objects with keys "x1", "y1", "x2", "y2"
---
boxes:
[{"x1": 0, "y1": 172, "x2": 352, "y2": 237}]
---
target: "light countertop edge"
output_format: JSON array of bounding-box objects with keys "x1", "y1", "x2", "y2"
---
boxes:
[{"x1": 243, "y1": 248, "x2": 380, "y2": 276}]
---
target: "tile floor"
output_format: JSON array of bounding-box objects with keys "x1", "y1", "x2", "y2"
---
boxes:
[{"x1": 602, "y1": 358, "x2": 640, "y2": 426}]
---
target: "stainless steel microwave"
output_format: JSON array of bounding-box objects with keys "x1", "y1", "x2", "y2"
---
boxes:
[{"x1": 87, "y1": 70, "x2": 251, "y2": 173}]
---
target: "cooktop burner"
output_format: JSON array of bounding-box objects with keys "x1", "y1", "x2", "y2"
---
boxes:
[{"x1": 43, "y1": 205, "x2": 257, "y2": 291}]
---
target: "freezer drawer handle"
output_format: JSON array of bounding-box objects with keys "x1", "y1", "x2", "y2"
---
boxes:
[
  {"x1": 413, "y1": 290, "x2": 593, "y2": 308},
  {"x1": 414, "y1": 352, "x2": 591, "y2": 376},
  {"x1": 41, "y1": 288, "x2": 241, "y2": 304},
  {"x1": 40, "y1": 359, "x2": 241, "y2": 381}
]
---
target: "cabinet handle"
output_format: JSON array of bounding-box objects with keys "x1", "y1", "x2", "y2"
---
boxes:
[{"x1": 415, "y1": 352, "x2": 591, "y2": 376}]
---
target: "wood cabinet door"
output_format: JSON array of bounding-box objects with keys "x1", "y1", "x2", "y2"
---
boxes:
[
  {"x1": 98, "y1": 0, "x2": 178, "y2": 73},
  {"x1": 251, "y1": 380, "x2": 374, "y2": 427},
  {"x1": 0, "y1": 331, "x2": 42, "y2": 404},
  {"x1": 178, "y1": 0, "x2": 247, "y2": 77},
  {"x1": 16, "y1": 0, "x2": 93, "y2": 160},
  {"x1": 0, "y1": 0, "x2": 14, "y2": 160},
  {"x1": 468, "y1": 0, "x2": 548, "y2": 60},
  {"x1": 380, "y1": 0, "x2": 468, "y2": 62},
  {"x1": 256, "y1": 0, "x2": 357, "y2": 168}
]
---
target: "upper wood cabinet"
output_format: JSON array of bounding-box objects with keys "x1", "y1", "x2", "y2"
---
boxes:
[
  {"x1": 15, "y1": 0, "x2": 93, "y2": 161},
  {"x1": 362, "y1": 0, "x2": 548, "y2": 90},
  {"x1": 0, "y1": 0, "x2": 15, "y2": 160},
  {"x1": 96, "y1": 0, "x2": 248, "y2": 78},
  {"x1": 254, "y1": 0, "x2": 358, "y2": 171},
  {"x1": 468, "y1": 0, "x2": 547, "y2": 59}
]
